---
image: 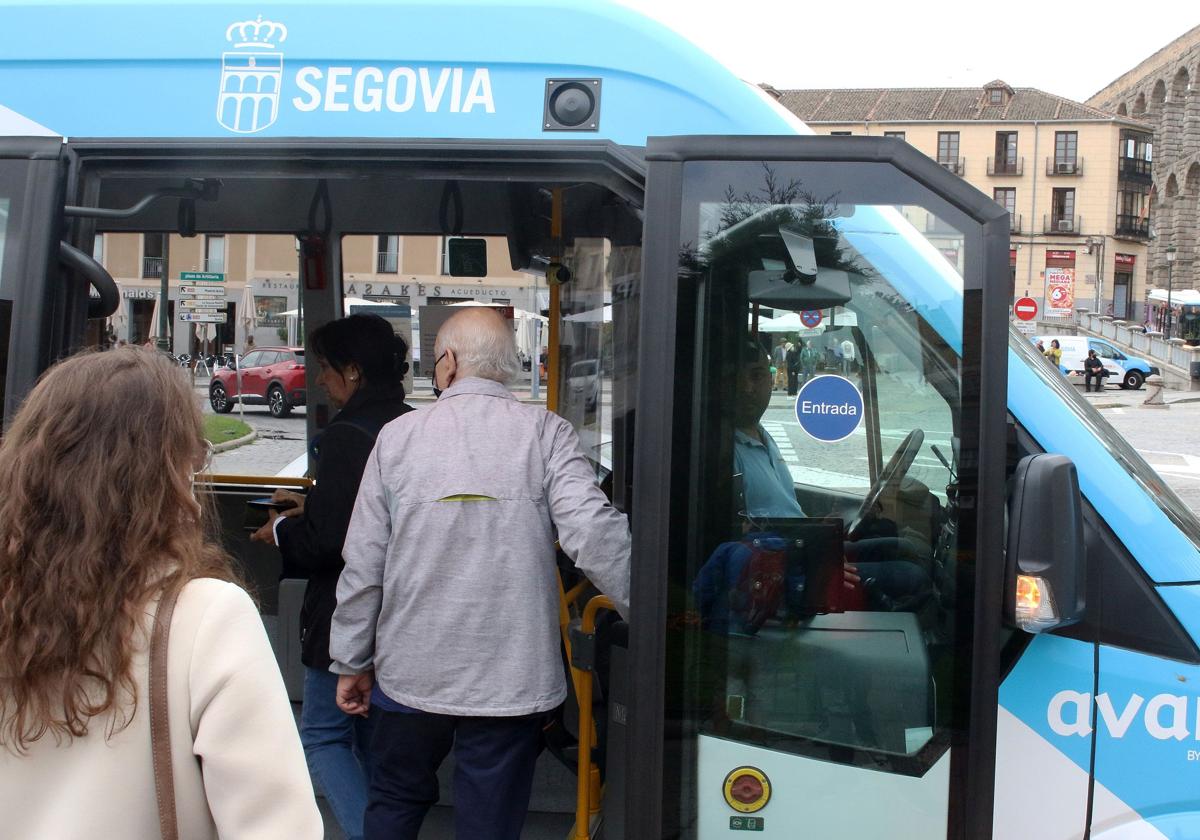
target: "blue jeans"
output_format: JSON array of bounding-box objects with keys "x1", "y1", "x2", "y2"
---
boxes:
[{"x1": 301, "y1": 667, "x2": 375, "y2": 840}]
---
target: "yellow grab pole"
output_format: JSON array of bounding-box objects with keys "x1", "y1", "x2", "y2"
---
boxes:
[{"x1": 573, "y1": 595, "x2": 614, "y2": 840}]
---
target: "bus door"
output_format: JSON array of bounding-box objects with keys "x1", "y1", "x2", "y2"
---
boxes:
[{"x1": 622, "y1": 137, "x2": 1011, "y2": 839}]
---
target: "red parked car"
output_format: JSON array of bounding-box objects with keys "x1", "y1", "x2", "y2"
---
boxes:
[{"x1": 209, "y1": 346, "x2": 306, "y2": 417}]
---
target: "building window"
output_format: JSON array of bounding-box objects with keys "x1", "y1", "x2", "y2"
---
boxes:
[
  {"x1": 1116, "y1": 190, "x2": 1150, "y2": 238},
  {"x1": 992, "y1": 131, "x2": 1019, "y2": 174},
  {"x1": 1052, "y1": 131, "x2": 1079, "y2": 174},
  {"x1": 204, "y1": 235, "x2": 225, "y2": 274},
  {"x1": 1051, "y1": 188, "x2": 1076, "y2": 232},
  {"x1": 377, "y1": 234, "x2": 399, "y2": 273},
  {"x1": 830, "y1": 131, "x2": 852, "y2": 136},
  {"x1": 142, "y1": 233, "x2": 165, "y2": 278},
  {"x1": 993, "y1": 188, "x2": 1016, "y2": 214},
  {"x1": 883, "y1": 131, "x2": 906, "y2": 141},
  {"x1": 937, "y1": 132, "x2": 961, "y2": 172},
  {"x1": 989, "y1": 89, "x2": 1004, "y2": 104},
  {"x1": 996, "y1": 132, "x2": 1017, "y2": 164}
]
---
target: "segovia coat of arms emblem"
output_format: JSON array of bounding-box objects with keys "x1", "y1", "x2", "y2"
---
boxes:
[{"x1": 217, "y1": 15, "x2": 288, "y2": 134}]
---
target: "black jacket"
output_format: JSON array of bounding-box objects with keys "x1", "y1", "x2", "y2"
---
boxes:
[{"x1": 277, "y1": 383, "x2": 412, "y2": 669}]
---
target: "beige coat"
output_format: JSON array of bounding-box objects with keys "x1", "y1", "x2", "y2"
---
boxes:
[{"x1": 0, "y1": 578, "x2": 323, "y2": 839}]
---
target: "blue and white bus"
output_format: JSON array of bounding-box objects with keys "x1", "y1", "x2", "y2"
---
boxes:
[{"x1": 2, "y1": 3, "x2": 1198, "y2": 838}]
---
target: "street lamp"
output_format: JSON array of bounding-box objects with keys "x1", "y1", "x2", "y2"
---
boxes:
[{"x1": 1166, "y1": 244, "x2": 1177, "y2": 340}]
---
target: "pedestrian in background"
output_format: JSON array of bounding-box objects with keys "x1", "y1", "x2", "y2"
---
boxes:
[
  {"x1": 252, "y1": 314, "x2": 412, "y2": 840},
  {"x1": 330, "y1": 307, "x2": 630, "y2": 840},
  {"x1": 800, "y1": 340, "x2": 818, "y2": 385},
  {"x1": 785, "y1": 341, "x2": 800, "y2": 395},
  {"x1": 1084, "y1": 348, "x2": 1107, "y2": 392},
  {"x1": 772, "y1": 340, "x2": 787, "y2": 390},
  {"x1": 0, "y1": 347, "x2": 320, "y2": 839},
  {"x1": 1044, "y1": 338, "x2": 1063, "y2": 370},
  {"x1": 841, "y1": 336, "x2": 857, "y2": 377}
]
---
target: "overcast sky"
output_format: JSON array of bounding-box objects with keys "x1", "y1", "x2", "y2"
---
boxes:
[{"x1": 617, "y1": 0, "x2": 1196, "y2": 103}]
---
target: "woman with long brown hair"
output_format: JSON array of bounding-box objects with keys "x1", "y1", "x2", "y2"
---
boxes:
[{"x1": 0, "y1": 347, "x2": 321, "y2": 839}]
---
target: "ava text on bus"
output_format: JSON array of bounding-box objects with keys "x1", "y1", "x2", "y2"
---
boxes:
[{"x1": 292, "y1": 66, "x2": 496, "y2": 114}]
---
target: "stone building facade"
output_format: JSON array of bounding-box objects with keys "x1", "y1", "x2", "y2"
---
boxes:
[
  {"x1": 776, "y1": 82, "x2": 1154, "y2": 321},
  {"x1": 1088, "y1": 25, "x2": 1200, "y2": 301}
]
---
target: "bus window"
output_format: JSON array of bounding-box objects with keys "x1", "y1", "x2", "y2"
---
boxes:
[
  {"x1": 682, "y1": 197, "x2": 960, "y2": 759},
  {"x1": 558, "y1": 237, "x2": 641, "y2": 504}
]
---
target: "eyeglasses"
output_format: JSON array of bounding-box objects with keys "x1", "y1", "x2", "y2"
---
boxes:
[{"x1": 193, "y1": 440, "x2": 215, "y2": 479}]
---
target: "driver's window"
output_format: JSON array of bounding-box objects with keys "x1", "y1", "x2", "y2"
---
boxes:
[{"x1": 672, "y1": 162, "x2": 967, "y2": 770}]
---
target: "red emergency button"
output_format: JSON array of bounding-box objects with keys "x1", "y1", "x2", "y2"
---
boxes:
[{"x1": 722, "y1": 766, "x2": 771, "y2": 813}]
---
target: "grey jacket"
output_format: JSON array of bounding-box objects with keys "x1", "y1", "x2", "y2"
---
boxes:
[{"x1": 329, "y1": 376, "x2": 631, "y2": 716}]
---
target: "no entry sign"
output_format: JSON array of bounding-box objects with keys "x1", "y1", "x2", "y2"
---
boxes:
[
  {"x1": 1014, "y1": 297, "x2": 1038, "y2": 321},
  {"x1": 800, "y1": 309, "x2": 823, "y2": 329}
]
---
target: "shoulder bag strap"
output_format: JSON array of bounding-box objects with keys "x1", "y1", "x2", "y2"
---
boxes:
[{"x1": 150, "y1": 583, "x2": 182, "y2": 840}]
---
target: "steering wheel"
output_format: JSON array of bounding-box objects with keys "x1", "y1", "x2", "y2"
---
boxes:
[{"x1": 847, "y1": 428, "x2": 924, "y2": 539}]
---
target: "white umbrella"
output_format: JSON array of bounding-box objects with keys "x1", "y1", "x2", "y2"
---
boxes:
[
  {"x1": 148, "y1": 294, "x2": 162, "y2": 342},
  {"x1": 106, "y1": 290, "x2": 127, "y2": 341},
  {"x1": 239, "y1": 283, "x2": 257, "y2": 348}
]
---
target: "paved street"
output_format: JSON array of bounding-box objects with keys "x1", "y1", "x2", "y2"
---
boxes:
[{"x1": 1083, "y1": 384, "x2": 1200, "y2": 515}]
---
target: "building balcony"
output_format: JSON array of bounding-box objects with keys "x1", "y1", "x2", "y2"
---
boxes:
[
  {"x1": 142, "y1": 256, "x2": 163, "y2": 278},
  {"x1": 1118, "y1": 157, "x2": 1153, "y2": 183},
  {"x1": 1114, "y1": 213, "x2": 1151, "y2": 239},
  {"x1": 1044, "y1": 214, "x2": 1082, "y2": 234},
  {"x1": 377, "y1": 251, "x2": 399, "y2": 273},
  {"x1": 987, "y1": 156, "x2": 1023, "y2": 176},
  {"x1": 937, "y1": 157, "x2": 965, "y2": 176},
  {"x1": 1009, "y1": 212, "x2": 1023, "y2": 234},
  {"x1": 1046, "y1": 157, "x2": 1084, "y2": 176}
]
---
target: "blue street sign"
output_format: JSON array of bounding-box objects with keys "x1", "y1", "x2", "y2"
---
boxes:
[
  {"x1": 800, "y1": 309, "x2": 822, "y2": 329},
  {"x1": 794, "y1": 375, "x2": 863, "y2": 442}
]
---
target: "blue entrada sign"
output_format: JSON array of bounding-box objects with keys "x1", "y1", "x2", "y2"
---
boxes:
[{"x1": 795, "y1": 375, "x2": 863, "y2": 442}]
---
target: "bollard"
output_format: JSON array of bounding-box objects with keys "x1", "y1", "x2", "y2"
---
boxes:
[{"x1": 1141, "y1": 374, "x2": 1169, "y2": 409}]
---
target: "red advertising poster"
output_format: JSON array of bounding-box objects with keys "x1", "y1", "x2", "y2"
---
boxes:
[{"x1": 1046, "y1": 267, "x2": 1075, "y2": 315}]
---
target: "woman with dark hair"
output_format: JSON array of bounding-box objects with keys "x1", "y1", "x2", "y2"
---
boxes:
[
  {"x1": 251, "y1": 312, "x2": 411, "y2": 840},
  {"x1": 0, "y1": 347, "x2": 321, "y2": 838}
]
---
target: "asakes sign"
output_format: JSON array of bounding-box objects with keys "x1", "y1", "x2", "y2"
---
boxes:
[{"x1": 217, "y1": 15, "x2": 495, "y2": 135}]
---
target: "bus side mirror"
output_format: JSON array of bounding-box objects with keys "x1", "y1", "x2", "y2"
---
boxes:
[{"x1": 1004, "y1": 454, "x2": 1086, "y2": 633}]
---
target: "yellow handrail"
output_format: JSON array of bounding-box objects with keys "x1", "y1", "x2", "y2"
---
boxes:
[
  {"x1": 204, "y1": 473, "x2": 313, "y2": 488},
  {"x1": 573, "y1": 594, "x2": 614, "y2": 840}
]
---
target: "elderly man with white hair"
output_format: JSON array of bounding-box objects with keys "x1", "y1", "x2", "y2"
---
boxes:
[{"x1": 329, "y1": 306, "x2": 630, "y2": 840}]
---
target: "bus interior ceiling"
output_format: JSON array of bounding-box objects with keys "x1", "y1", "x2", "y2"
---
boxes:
[{"x1": 71, "y1": 142, "x2": 646, "y2": 245}]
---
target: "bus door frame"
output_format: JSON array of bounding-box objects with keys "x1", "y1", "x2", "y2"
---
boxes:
[
  {"x1": 624, "y1": 135, "x2": 1011, "y2": 839},
  {"x1": 0, "y1": 137, "x2": 71, "y2": 425}
]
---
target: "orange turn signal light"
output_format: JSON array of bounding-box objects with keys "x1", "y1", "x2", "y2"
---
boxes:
[{"x1": 1015, "y1": 574, "x2": 1059, "y2": 633}]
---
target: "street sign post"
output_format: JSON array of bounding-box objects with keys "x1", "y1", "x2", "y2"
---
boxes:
[
  {"x1": 800, "y1": 309, "x2": 823, "y2": 329},
  {"x1": 179, "y1": 284, "x2": 227, "y2": 297},
  {"x1": 1014, "y1": 297, "x2": 1038, "y2": 322},
  {"x1": 180, "y1": 271, "x2": 225, "y2": 283},
  {"x1": 179, "y1": 299, "x2": 227, "y2": 311},
  {"x1": 179, "y1": 312, "x2": 228, "y2": 324}
]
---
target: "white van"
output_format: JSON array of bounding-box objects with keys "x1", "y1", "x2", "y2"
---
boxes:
[{"x1": 1033, "y1": 335, "x2": 1159, "y2": 389}]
